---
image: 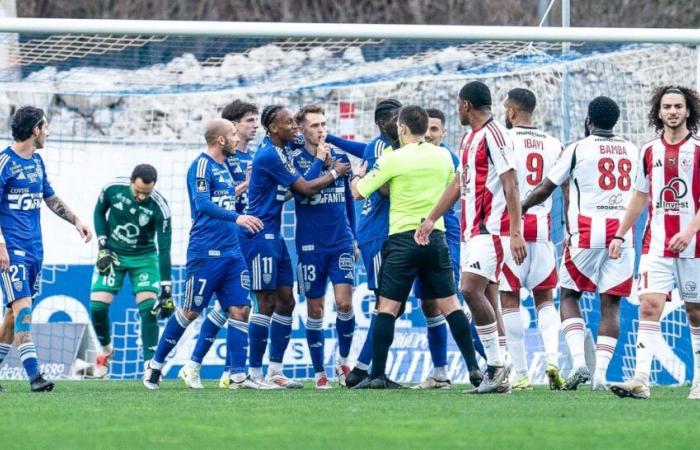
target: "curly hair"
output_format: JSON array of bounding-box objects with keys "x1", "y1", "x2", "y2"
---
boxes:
[{"x1": 648, "y1": 85, "x2": 700, "y2": 133}]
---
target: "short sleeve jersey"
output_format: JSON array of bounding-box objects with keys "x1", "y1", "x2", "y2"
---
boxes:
[
  {"x1": 357, "y1": 136, "x2": 392, "y2": 245},
  {"x1": 635, "y1": 134, "x2": 700, "y2": 258},
  {"x1": 442, "y1": 145, "x2": 461, "y2": 245},
  {"x1": 458, "y1": 119, "x2": 516, "y2": 240},
  {"x1": 547, "y1": 133, "x2": 638, "y2": 249},
  {"x1": 0, "y1": 147, "x2": 55, "y2": 260},
  {"x1": 246, "y1": 136, "x2": 301, "y2": 237},
  {"x1": 226, "y1": 148, "x2": 254, "y2": 214},
  {"x1": 508, "y1": 126, "x2": 563, "y2": 242},
  {"x1": 357, "y1": 141, "x2": 453, "y2": 236}
]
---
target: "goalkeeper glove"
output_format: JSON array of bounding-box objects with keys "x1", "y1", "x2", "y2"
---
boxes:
[
  {"x1": 152, "y1": 281, "x2": 175, "y2": 319},
  {"x1": 95, "y1": 249, "x2": 119, "y2": 275}
]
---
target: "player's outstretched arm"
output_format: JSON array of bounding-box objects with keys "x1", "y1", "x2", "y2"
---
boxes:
[
  {"x1": 292, "y1": 158, "x2": 351, "y2": 197},
  {"x1": 45, "y1": 195, "x2": 92, "y2": 242},
  {"x1": 325, "y1": 134, "x2": 366, "y2": 159},
  {"x1": 414, "y1": 175, "x2": 460, "y2": 245},
  {"x1": 609, "y1": 189, "x2": 647, "y2": 259},
  {"x1": 501, "y1": 169, "x2": 527, "y2": 265}
]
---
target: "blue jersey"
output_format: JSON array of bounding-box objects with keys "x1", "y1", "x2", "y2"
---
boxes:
[
  {"x1": 227, "y1": 148, "x2": 254, "y2": 214},
  {"x1": 0, "y1": 147, "x2": 54, "y2": 261},
  {"x1": 246, "y1": 136, "x2": 301, "y2": 237},
  {"x1": 186, "y1": 153, "x2": 241, "y2": 259},
  {"x1": 292, "y1": 147, "x2": 355, "y2": 254},
  {"x1": 357, "y1": 136, "x2": 392, "y2": 245},
  {"x1": 442, "y1": 144, "x2": 461, "y2": 246}
]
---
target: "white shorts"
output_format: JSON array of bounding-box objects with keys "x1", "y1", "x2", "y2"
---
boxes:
[
  {"x1": 499, "y1": 240, "x2": 558, "y2": 292},
  {"x1": 558, "y1": 246, "x2": 634, "y2": 296},
  {"x1": 461, "y1": 234, "x2": 504, "y2": 283},
  {"x1": 637, "y1": 254, "x2": 700, "y2": 303}
]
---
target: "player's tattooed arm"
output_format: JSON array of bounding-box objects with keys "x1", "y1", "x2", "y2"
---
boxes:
[
  {"x1": 45, "y1": 195, "x2": 93, "y2": 242},
  {"x1": 521, "y1": 178, "x2": 557, "y2": 213}
]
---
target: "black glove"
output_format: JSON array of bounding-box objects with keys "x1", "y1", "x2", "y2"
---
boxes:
[
  {"x1": 152, "y1": 281, "x2": 174, "y2": 319},
  {"x1": 95, "y1": 249, "x2": 119, "y2": 275}
]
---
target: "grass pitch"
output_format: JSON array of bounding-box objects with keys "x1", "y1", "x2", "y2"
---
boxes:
[{"x1": 3, "y1": 380, "x2": 697, "y2": 449}]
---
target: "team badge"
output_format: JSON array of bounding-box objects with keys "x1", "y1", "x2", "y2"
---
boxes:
[
  {"x1": 138, "y1": 213, "x2": 149, "y2": 227},
  {"x1": 681, "y1": 157, "x2": 692, "y2": 172},
  {"x1": 13, "y1": 280, "x2": 22, "y2": 291},
  {"x1": 263, "y1": 273, "x2": 272, "y2": 285},
  {"x1": 194, "y1": 295, "x2": 204, "y2": 307}
]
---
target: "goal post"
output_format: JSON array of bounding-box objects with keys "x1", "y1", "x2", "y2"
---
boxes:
[{"x1": 0, "y1": 19, "x2": 697, "y2": 384}]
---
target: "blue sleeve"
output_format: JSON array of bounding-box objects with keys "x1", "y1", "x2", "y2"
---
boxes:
[
  {"x1": 39, "y1": 156, "x2": 55, "y2": 198},
  {"x1": 189, "y1": 161, "x2": 239, "y2": 222},
  {"x1": 326, "y1": 134, "x2": 366, "y2": 159},
  {"x1": 450, "y1": 151, "x2": 459, "y2": 170},
  {"x1": 261, "y1": 149, "x2": 301, "y2": 188},
  {"x1": 344, "y1": 176, "x2": 357, "y2": 239},
  {"x1": 291, "y1": 156, "x2": 323, "y2": 201}
]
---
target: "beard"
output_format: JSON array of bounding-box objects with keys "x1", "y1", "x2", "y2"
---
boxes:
[
  {"x1": 584, "y1": 121, "x2": 590, "y2": 137},
  {"x1": 222, "y1": 141, "x2": 234, "y2": 157}
]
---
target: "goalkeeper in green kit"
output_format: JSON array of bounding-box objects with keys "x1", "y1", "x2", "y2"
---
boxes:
[{"x1": 90, "y1": 164, "x2": 173, "y2": 377}]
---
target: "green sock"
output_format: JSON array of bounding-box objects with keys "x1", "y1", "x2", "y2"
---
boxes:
[
  {"x1": 138, "y1": 299, "x2": 158, "y2": 361},
  {"x1": 90, "y1": 301, "x2": 111, "y2": 347}
]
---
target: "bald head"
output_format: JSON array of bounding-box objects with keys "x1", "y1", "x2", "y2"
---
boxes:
[{"x1": 205, "y1": 118, "x2": 234, "y2": 145}]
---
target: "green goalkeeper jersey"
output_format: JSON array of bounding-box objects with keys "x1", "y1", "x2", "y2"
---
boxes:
[{"x1": 93, "y1": 178, "x2": 172, "y2": 282}]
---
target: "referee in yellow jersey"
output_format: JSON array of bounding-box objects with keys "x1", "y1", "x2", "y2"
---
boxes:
[{"x1": 350, "y1": 105, "x2": 480, "y2": 389}]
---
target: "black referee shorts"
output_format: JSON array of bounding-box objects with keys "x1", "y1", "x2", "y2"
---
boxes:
[{"x1": 378, "y1": 230, "x2": 455, "y2": 302}]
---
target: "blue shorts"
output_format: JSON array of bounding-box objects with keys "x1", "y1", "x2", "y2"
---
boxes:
[
  {"x1": 183, "y1": 256, "x2": 251, "y2": 314},
  {"x1": 297, "y1": 247, "x2": 355, "y2": 298},
  {"x1": 359, "y1": 238, "x2": 386, "y2": 291},
  {"x1": 240, "y1": 234, "x2": 294, "y2": 291},
  {"x1": 413, "y1": 240, "x2": 461, "y2": 299},
  {"x1": 0, "y1": 251, "x2": 42, "y2": 306}
]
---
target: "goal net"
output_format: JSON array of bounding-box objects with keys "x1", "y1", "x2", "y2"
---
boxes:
[{"x1": 0, "y1": 28, "x2": 695, "y2": 384}]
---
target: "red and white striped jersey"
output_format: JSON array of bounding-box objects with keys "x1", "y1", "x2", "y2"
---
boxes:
[
  {"x1": 458, "y1": 118, "x2": 516, "y2": 241},
  {"x1": 509, "y1": 126, "x2": 563, "y2": 242},
  {"x1": 547, "y1": 133, "x2": 638, "y2": 249},
  {"x1": 636, "y1": 134, "x2": 700, "y2": 258}
]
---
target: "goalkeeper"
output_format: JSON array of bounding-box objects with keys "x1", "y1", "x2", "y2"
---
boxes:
[{"x1": 90, "y1": 164, "x2": 173, "y2": 377}]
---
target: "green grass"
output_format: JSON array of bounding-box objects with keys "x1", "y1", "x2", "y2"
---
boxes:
[{"x1": 2, "y1": 380, "x2": 698, "y2": 449}]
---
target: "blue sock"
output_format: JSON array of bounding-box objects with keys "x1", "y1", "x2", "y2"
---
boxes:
[
  {"x1": 153, "y1": 310, "x2": 192, "y2": 364},
  {"x1": 306, "y1": 317, "x2": 325, "y2": 373},
  {"x1": 18, "y1": 343, "x2": 39, "y2": 379},
  {"x1": 227, "y1": 318, "x2": 248, "y2": 376},
  {"x1": 225, "y1": 343, "x2": 232, "y2": 372},
  {"x1": 356, "y1": 310, "x2": 377, "y2": 370},
  {"x1": 191, "y1": 310, "x2": 226, "y2": 364},
  {"x1": 426, "y1": 314, "x2": 448, "y2": 368},
  {"x1": 471, "y1": 321, "x2": 487, "y2": 360},
  {"x1": 0, "y1": 342, "x2": 11, "y2": 365},
  {"x1": 336, "y1": 309, "x2": 355, "y2": 359},
  {"x1": 248, "y1": 313, "x2": 270, "y2": 369},
  {"x1": 269, "y1": 312, "x2": 293, "y2": 363}
]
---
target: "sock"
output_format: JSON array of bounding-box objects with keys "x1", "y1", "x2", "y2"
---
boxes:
[
  {"x1": 227, "y1": 318, "x2": 248, "y2": 376},
  {"x1": 306, "y1": 317, "x2": 325, "y2": 373},
  {"x1": 269, "y1": 312, "x2": 292, "y2": 364},
  {"x1": 90, "y1": 301, "x2": 111, "y2": 347},
  {"x1": 18, "y1": 342, "x2": 39, "y2": 380},
  {"x1": 335, "y1": 309, "x2": 355, "y2": 359},
  {"x1": 562, "y1": 317, "x2": 586, "y2": 369},
  {"x1": 191, "y1": 309, "x2": 226, "y2": 364},
  {"x1": 370, "y1": 313, "x2": 395, "y2": 378},
  {"x1": 248, "y1": 313, "x2": 270, "y2": 370},
  {"x1": 471, "y1": 321, "x2": 487, "y2": 360},
  {"x1": 153, "y1": 310, "x2": 192, "y2": 364},
  {"x1": 431, "y1": 366, "x2": 448, "y2": 380},
  {"x1": 138, "y1": 299, "x2": 159, "y2": 361},
  {"x1": 356, "y1": 310, "x2": 377, "y2": 370},
  {"x1": 502, "y1": 308, "x2": 527, "y2": 377},
  {"x1": 595, "y1": 335, "x2": 617, "y2": 381},
  {"x1": 426, "y1": 314, "x2": 448, "y2": 370},
  {"x1": 692, "y1": 326, "x2": 700, "y2": 385},
  {"x1": 475, "y1": 322, "x2": 503, "y2": 367},
  {"x1": 536, "y1": 303, "x2": 561, "y2": 366},
  {"x1": 0, "y1": 342, "x2": 11, "y2": 365},
  {"x1": 445, "y1": 311, "x2": 479, "y2": 372},
  {"x1": 498, "y1": 335, "x2": 507, "y2": 360},
  {"x1": 634, "y1": 320, "x2": 660, "y2": 384}
]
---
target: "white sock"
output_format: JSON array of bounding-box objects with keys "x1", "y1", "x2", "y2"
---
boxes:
[
  {"x1": 502, "y1": 308, "x2": 527, "y2": 376},
  {"x1": 431, "y1": 366, "x2": 448, "y2": 381},
  {"x1": 337, "y1": 356, "x2": 347, "y2": 366},
  {"x1": 149, "y1": 359, "x2": 164, "y2": 370},
  {"x1": 476, "y1": 322, "x2": 503, "y2": 367},
  {"x1": 634, "y1": 320, "x2": 660, "y2": 384},
  {"x1": 595, "y1": 335, "x2": 617, "y2": 381},
  {"x1": 355, "y1": 361, "x2": 369, "y2": 371},
  {"x1": 0, "y1": 342, "x2": 11, "y2": 365},
  {"x1": 221, "y1": 370, "x2": 230, "y2": 379},
  {"x1": 498, "y1": 335, "x2": 507, "y2": 359},
  {"x1": 269, "y1": 362, "x2": 283, "y2": 375},
  {"x1": 315, "y1": 371, "x2": 326, "y2": 381},
  {"x1": 187, "y1": 361, "x2": 201, "y2": 370},
  {"x1": 690, "y1": 325, "x2": 700, "y2": 385},
  {"x1": 537, "y1": 303, "x2": 561, "y2": 367},
  {"x1": 231, "y1": 372, "x2": 246, "y2": 383},
  {"x1": 562, "y1": 317, "x2": 586, "y2": 369},
  {"x1": 249, "y1": 366, "x2": 263, "y2": 379},
  {"x1": 102, "y1": 343, "x2": 113, "y2": 355}
]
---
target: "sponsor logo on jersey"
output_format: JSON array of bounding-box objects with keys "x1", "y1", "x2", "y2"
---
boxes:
[
  {"x1": 112, "y1": 223, "x2": 140, "y2": 245},
  {"x1": 598, "y1": 193, "x2": 625, "y2": 211},
  {"x1": 113, "y1": 201, "x2": 124, "y2": 210},
  {"x1": 657, "y1": 177, "x2": 688, "y2": 211},
  {"x1": 138, "y1": 213, "x2": 150, "y2": 227},
  {"x1": 211, "y1": 195, "x2": 234, "y2": 210},
  {"x1": 338, "y1": 253, "x2": 354, "y2": 271},
  {"x1": 7, "y1": 192, "x2": 42, "y2": 211}
]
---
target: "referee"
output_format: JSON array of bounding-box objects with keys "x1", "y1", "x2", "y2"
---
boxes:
[{"x1": 350, "y1": 105, "x2": 479, "y2": 389}]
